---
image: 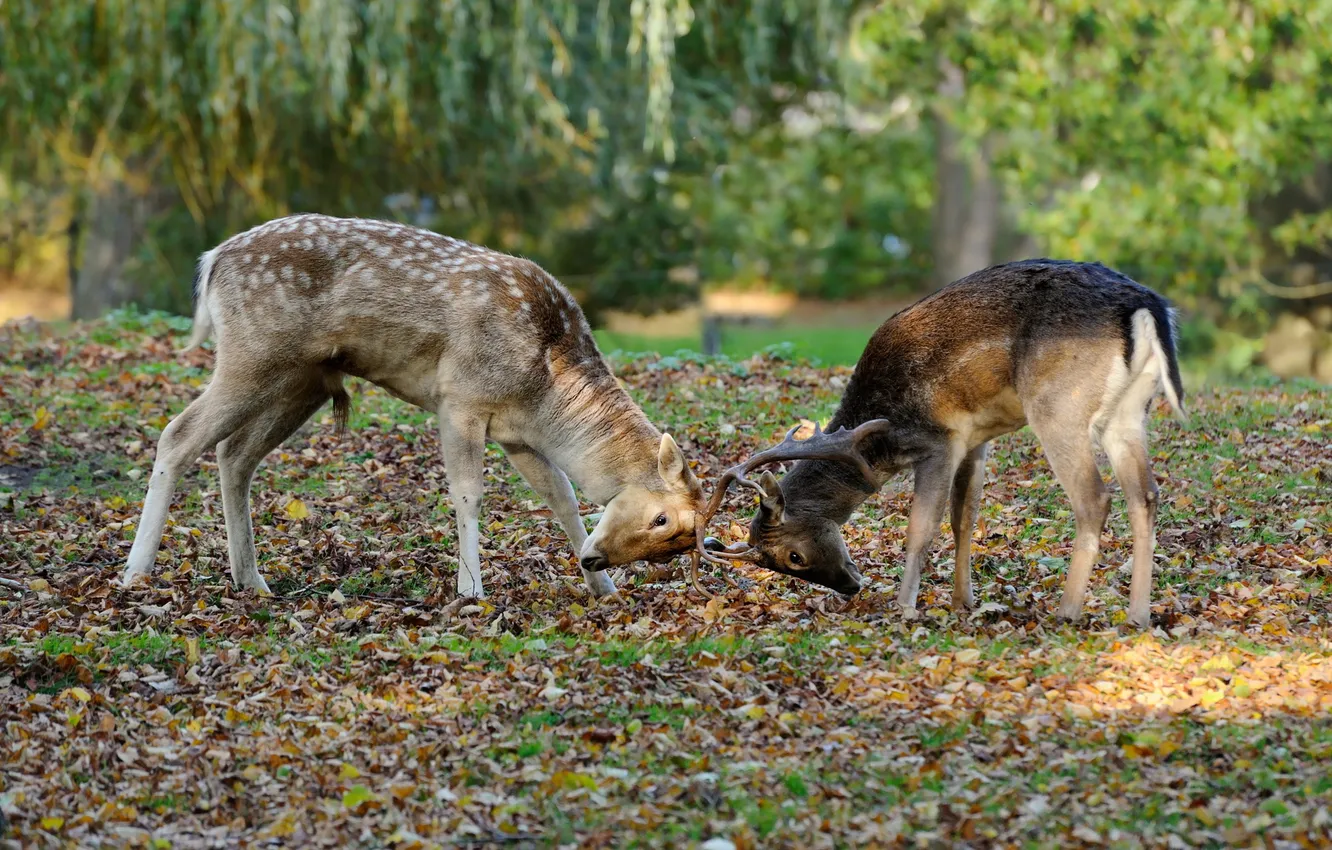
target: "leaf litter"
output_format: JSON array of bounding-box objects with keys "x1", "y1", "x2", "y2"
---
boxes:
[{"x1": 1, "y1": 315, "x2": 1331, "y2": 848}]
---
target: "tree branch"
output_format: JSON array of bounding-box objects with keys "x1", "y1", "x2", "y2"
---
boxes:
[{"x1": 1223, "y1": 259, "x2": 1332, "y2": 300}]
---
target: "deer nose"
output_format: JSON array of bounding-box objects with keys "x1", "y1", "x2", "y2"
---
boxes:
[
  {"x1": 836, "y1": 578, "x2": 864, "y2": 596},
  {"x1": 702, "y1": 536, "x2": 725, "y2": 552},
  {"x1": 580, "y1": 553, "x2": 610, "y2": 573},
  {"x1": 838, "y1": 565, "x2": 865, "y2": 595}
]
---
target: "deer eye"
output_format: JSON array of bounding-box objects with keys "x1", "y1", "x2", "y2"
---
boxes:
[
  {"x1": 652, "y1": 513, "x2": 668, "y2": 528},
  {"x1": 788, "y1": 552, "x2": 804, "y2": 566}
]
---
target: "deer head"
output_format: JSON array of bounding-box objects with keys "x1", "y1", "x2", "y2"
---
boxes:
[
  {"x1": 695, "y1": 420, "x2": 894, "y2": 595},
  {"x1": 581, "y1": 433, "x2": 704, "y2": 572}
]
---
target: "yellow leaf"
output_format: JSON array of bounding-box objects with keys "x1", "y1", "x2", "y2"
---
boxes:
[
  {"x1": 40, "y1": 816, "x2": 64, "y2": 831},
  {"x1": 1158, "y1": 740, "x2": 1180, "y2": 758},
  {"x1": 260, "y1": 813, "x2": 299, "y2": 838},
  {"x1": 1199, "y1": 688, "x2": 1225, "y2": 709},
  {"x1": 954, "y1": 648, "x2": 981, "y2": 665},
  {"x1": 702, "y1": 596, "x2": 729, "y2": 623},
  {"x1": 1067, "y1": 703, "x2": 1094, "y2": 720},
  {"x1": 550, "y1": 771, "x2": 598, "y2": 791},
  {"x1": 32, "y1": 406, "x2": 51, "y2": 431},
  {"x1": 28, "y1": 578, "x2": 51, "y2": 592},
  {"x1": 185, "y1": 637, "x2": 200, "y2": 665},
  {"x1": 342, "y1": 784, "x2": 379, "y2": 808},
  {"x1": 340, "y1": 763, "x2": 362, "y2": 780},
  {"x1": 68, "y1": 687, "x2": 92, "y2": 703},
  {"x1": 107, "y1": 496, "x2": 127, "y2": 510},
  {"x1": 343, "y1": 604, "x2": 371, "y2": 621},
  {"x1": 284, "y1": 498, "x2": 310, "y2": 520}
]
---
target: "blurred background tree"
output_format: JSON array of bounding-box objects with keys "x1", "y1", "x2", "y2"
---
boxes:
[{"x1": 1, "y1": 0, "x2": 1330, "y2": 379}]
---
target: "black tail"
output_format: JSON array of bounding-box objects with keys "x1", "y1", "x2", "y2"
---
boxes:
[{"x1": 323, "y1": 372, "x2": 352, "y2": 434}]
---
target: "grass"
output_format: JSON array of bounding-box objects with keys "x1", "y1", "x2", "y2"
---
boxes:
[{"x1": 594, "y1": 324, "x2": 880, "y2": 366}]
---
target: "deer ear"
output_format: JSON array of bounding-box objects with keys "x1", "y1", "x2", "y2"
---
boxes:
[
  {"x1": 756, "y1": 470, "x2": 785, "y2": 521},
  {"x1": 657, "y1": 433, "x2": 687, "y2": 487}
]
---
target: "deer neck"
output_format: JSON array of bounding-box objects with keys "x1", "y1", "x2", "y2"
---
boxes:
[
  {"x1": 536, "y1": 352, "x2": 662, "y2": 506},
  {"x1": 779, "y1": 409, "x2": 910, "y2": 524},
  {"x1": 779, "y1": 459, "x2": 878, "y2": 525}
]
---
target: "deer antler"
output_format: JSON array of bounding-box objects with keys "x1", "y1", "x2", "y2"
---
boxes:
[{"x1": 692, "y1": 419, "x2": 896, "y2": 578}]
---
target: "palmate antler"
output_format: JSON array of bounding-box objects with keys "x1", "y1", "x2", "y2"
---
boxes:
[{"x1": 689, "y1": 418, "x2": 896, "y2": 596}]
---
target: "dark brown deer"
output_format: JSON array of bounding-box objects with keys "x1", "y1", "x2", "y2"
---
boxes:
[
  {"x1": 697, "y1": 260, "x2": 1186, "y2": 628},
  {"x1": 119, "y1": 214, "x2": 706, "y2": 599}
]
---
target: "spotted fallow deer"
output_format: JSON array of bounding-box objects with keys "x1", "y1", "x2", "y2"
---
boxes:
[
  {"x1": 119, "y1": 214, "x2": 705, "y2": 599},
  {"x1": 697, "y1": 260, "x2": 1187, "y2": 628}
]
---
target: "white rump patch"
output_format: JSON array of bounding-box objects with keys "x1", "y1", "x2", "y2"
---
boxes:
[{"x1": 1090, "y1": 308, "x2": 1169, "y2": 442}]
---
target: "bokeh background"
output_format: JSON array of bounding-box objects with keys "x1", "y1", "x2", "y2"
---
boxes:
[{"x1": 2, "y1": 0, "x2": 1330, "y2": 383}]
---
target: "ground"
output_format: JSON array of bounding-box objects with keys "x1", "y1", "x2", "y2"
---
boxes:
[{"x1": 1, "y1": 311, "x2": 1330, "y2": 850}]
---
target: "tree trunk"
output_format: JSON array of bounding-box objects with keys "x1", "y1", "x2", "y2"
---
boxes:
[
  {"x1": 69, "y1": 180, "x2": 163, "y2": 320},
  {"x1": 932, "y1": 58, "x2": 999, "y2": 288}
]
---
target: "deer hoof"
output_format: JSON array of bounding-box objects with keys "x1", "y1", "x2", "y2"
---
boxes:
[{"x1": 1124, "y1": 607, "x2": 1151, "y2": 630}]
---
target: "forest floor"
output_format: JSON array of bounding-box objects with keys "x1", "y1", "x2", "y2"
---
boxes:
[{"x1": 1, "y1": 311, "x2": 1330, "y2": 849}]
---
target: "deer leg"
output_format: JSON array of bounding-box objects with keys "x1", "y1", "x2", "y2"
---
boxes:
[
  {"x1": 502, "y1": 442, "x2": 616, "y2": 597},
  {"x1": 216, "y1": 391, "x2": 329, "y2": 593},
  {"x1": 121, "y1": 378, "x2": 270, "y2": 586},
  {"x1": 897, "y1": 450, "x2": 964, "y2": 615},
  {"x1": 1032, "y1": 428, "x2": 1111, "y2": 623},
  {"x1": 439, "y1": 410, "x2": 488, "y2": 599},
  {"x1": 949, "y1": 443, "x2": 988, "y2": 612},
  {"x1": 1102, "y1": 416, "x2": 1159, "y2": 629}
]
